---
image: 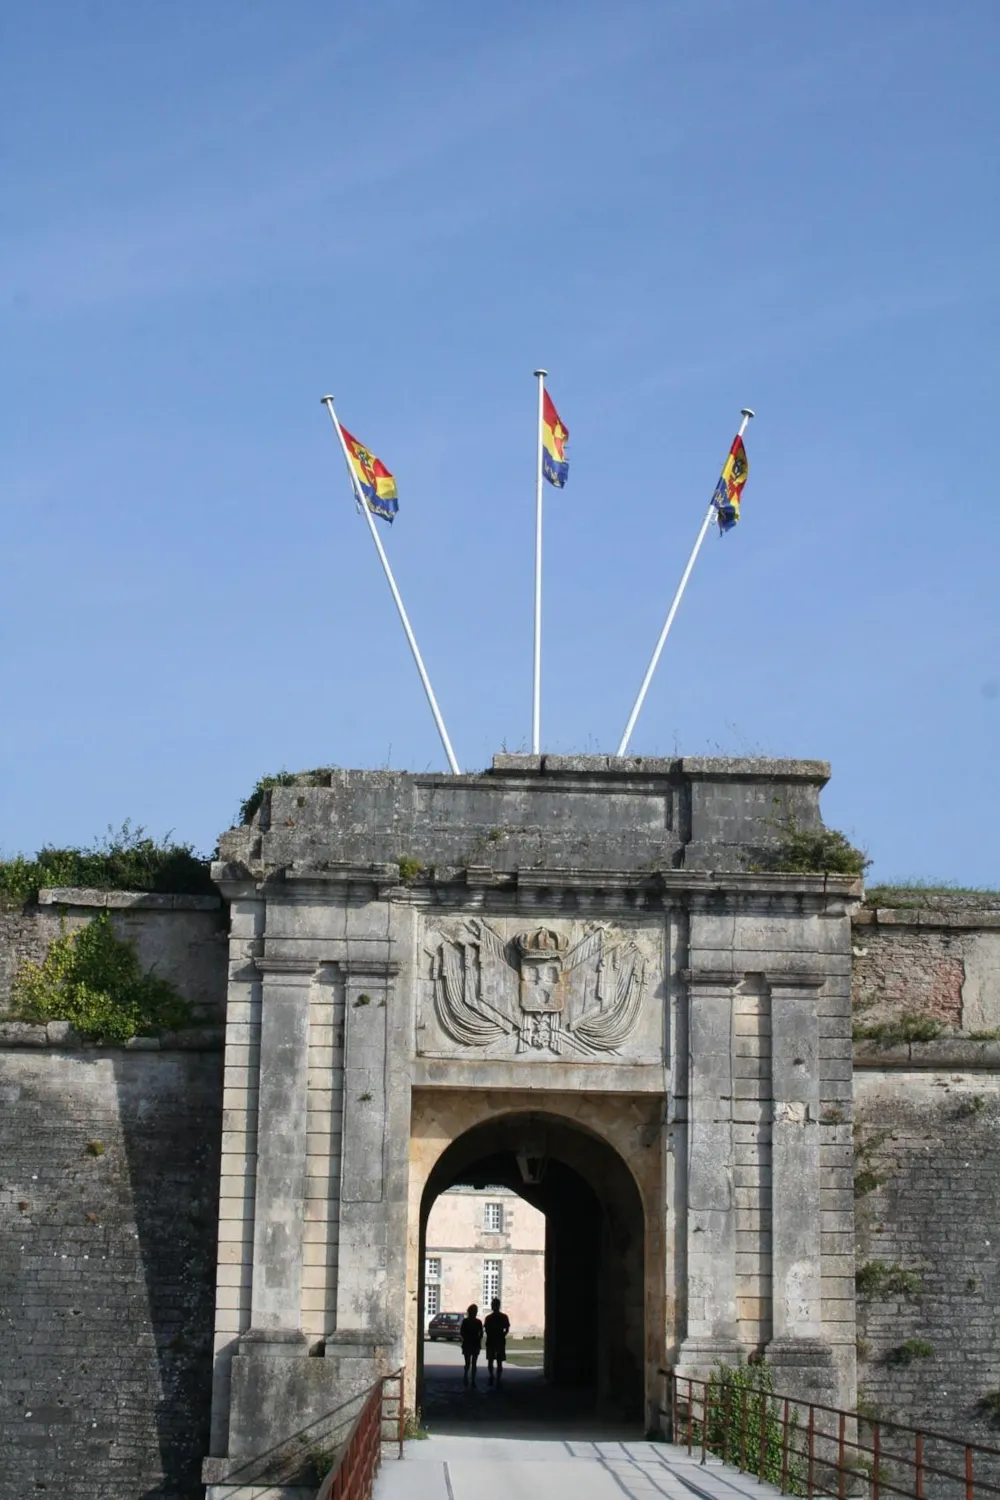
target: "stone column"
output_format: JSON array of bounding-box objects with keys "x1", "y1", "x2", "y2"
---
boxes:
[
  {"x1": 241, "y1": 955, "x2": 316, "y2": 1355},
  {"x1": 677, "y1": 969, "x2": 741, "y2": 1372},
  {"x1": 766, "y1": 971, "x2": 836, "y2": 1398}
]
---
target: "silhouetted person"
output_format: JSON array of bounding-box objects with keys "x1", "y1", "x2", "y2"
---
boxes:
[
  {"x1": 460, "y1": 1303, "x2": 483, "y2": 1387},
  {"x1": 484, "y1": 1297, "x2": 510, "y2": 1387}
]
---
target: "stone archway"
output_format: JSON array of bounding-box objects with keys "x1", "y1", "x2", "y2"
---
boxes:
[{"x1": 407, "y1": 1090, "x2": 663, "y2": 1427}]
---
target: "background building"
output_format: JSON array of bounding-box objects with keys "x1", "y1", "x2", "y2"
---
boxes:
[{"x1": 425, "y1": 1185, "x2": 544, "y2": 1336}]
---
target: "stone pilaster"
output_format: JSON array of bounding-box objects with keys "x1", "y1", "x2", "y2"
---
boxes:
[
  {"x1": 333, "y1": 957, "x2": 399, "y2": 1336},
  {"x1": 766, "y1": 971, "x2": 836, "y2": 1399},
  {"x1": 676, "y1": 969, "x2": 741, "y2": 1372},
  {"x1": 241, "y1": 955, "x2": 316, "y2": 1354}
]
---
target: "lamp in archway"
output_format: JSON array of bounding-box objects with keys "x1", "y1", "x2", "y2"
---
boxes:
[{"x1": 516, "y1": 1147, "x2": 548, "y2": 1184}]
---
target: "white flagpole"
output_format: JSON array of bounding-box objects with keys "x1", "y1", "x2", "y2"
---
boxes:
[
  {"x1": 320, "y1": 395, "x2": 462, "y2": 776},
  {"x1": 532, "y1": 368, "x2": 547, "y2": 755},
  {"x1": 615, "y1": 407, "x2": 755, "y2": 758}
]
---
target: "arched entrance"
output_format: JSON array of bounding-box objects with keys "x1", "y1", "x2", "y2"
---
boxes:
[{"x1": 413, "y1": 1104, "x2": 652, "y2": 1425}]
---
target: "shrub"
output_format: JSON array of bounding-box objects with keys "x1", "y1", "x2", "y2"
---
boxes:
[
  {"x1": 0, "y1": 821, "x2": 212, "y2": 906},
  {"x1": 750, "y1": 819, "x2": 868, "y2": 877},
  {"x1": 12, "y1": 912, "x2": 193, "y2": 1043}
]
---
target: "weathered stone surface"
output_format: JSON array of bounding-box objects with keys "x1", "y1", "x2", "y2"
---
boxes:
[
  {"x1": 854, "y1": 1066, "x2": 1000, "y2": 1442},
  {"x1": 45, "y1": 1019, "x2": 79, "y2": 1046},
  {"x1": 0, "y1": 1021, "x2": 47, "y2": 1046},
  {"x1": 0, "y1": 1048, "x2": 222, "y2": 1499}
]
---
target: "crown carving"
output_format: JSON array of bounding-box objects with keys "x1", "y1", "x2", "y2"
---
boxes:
[{"x1": 514, "y1": 928, "x2": 568, "y2": 960}]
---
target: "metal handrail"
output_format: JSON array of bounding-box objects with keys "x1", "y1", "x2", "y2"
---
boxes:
[
  {"x1": 316, "y1": 1369, "x2": 405, "y2": 1500},
  {"x1": 662, "y1": 1371, "x2": 1000, "y2": 1500}
]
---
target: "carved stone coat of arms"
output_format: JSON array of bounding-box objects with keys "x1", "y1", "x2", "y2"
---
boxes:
[{"x1": 424, "y1": 920, "x2": 647, "y2": 1056}]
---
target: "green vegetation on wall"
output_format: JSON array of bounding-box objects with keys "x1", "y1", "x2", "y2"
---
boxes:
[
  {"x1": 852, "y1": 1014, "x2": 943, "y2": 1046},
  {"x1": 238, "y1": 768, "x2": 338, "y2": 825},
  {"x1": 864, "y1": 881, "x2": 1000, "y2": 908},
  {"x1": 855, "y1": 1260, "x2": 922, "y2": 1298},
  {"x1": 0, "y1": 822, "x2": 213, "y2": 908},
  {"x1": 749, "y1": 819, "x2": 869, "y2": 877},
  {"x1": 697, "y1": 1361, "x2": 802, "y2": 1492},
  {"x1": 12, "y1": 912, "x2": 193, "y2": 1043}
]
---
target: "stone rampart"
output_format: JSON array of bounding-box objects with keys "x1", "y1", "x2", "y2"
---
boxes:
[
  {"x1": 853, "y1": 1054, "x2": 1000, "y2": 1441},
  {"x1": 850, "y1": 898, "x2": 1000, "y2": 1441},
  {"x1": 0, "y1": 1046, "x2": 222, "y2": 1500}
]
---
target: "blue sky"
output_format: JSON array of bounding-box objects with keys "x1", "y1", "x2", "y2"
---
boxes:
[{"x1": 2, "y1": 0, "x2": 997, "y2": 883}]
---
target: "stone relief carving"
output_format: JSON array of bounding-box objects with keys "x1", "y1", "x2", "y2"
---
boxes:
[{"x1": 425, "y1": 920, "x2": 647, "y2": 1056}]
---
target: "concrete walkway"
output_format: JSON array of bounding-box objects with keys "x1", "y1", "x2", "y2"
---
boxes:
[
  {"x1": 375, "y1": 1435, "x2": 783, "y2": 1500},
  {"x1": 375, "y1": 1343, "x2": 782, "y2": 1500}
]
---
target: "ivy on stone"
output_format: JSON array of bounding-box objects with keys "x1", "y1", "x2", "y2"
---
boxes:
[
  {"x1": 12, "y1": 912, "x2": 192, "y2": 1044},
  {"x1": 699, "y1": 1360, "x2": 803, "y2": 1493}
]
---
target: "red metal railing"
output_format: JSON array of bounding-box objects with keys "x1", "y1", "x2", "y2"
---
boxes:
[
  {"x1": 665, "y1": 1372, "x2": 1000, "y2": 1500},
  {"x1": 315, "y1": 1369, "x2": 405, "y2": 1500}
]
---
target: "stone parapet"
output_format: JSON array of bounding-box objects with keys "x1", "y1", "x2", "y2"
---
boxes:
[{"x1": 215, "y1": 755, "x2": 839, "y2": 881}]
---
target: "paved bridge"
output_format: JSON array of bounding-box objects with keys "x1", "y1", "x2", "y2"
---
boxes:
[
  {"x1": 376, "y1": 1435, "x2": 776, "y2": 1500},
  {"x1": 376, "y1": 1344, "x2": 780, "y2": 1500}
]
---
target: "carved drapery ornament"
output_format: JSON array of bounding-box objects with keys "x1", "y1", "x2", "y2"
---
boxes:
[{"x1": 425, "y1": 920, "x2": 646, "y2": 1056}]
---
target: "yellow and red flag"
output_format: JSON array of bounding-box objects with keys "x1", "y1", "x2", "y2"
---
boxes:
[
  {"x1": 541, "y1": 391, "x2": 569, "y2": 488},
  {"x1": 713, "y1": 434, "x2": 749, "y2": 533},
  {"x1": 341, "y1": 425, "x2": 398, "y2": 523}
]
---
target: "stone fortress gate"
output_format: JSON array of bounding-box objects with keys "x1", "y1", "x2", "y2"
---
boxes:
[{"x1": 203, "y1": 755, "x2": 859, "y2": 1497}]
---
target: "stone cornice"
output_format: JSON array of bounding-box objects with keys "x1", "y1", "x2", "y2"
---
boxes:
[
  {"x1": 341, "y1": 958, "x2": 401, "y2": 979},
  {"x1": 853, "y1": 907, "x2": 1000, "y2": 930},
  {"x1": 766, "y1": 971, "x2": 828, "y2": 990},
  {"x1": 36, "y1": 887, "x2": 220, "y2": 912},
  {"x1": 233, "y1": 865, "x2": 862, "y2": 902},
  {"x1": 682, "y1": 968, "x2": 827, "y2": 989},
  {"x1": 253, "y1": 956, "x2": 317, "y2": 976},
  {"x1": 855, "y1": 1038, "x2": 1000, "y2": 1070},
  {"x1": 487, "y1": 753, "x2": 830, "y2": 783}
]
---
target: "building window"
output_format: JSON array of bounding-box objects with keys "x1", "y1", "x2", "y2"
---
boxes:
[
  {"x1": 425, "y1": 1258, "x2": 442, "y2": 1324},
  {"x1": 483, "y1": 1201, "x2": 504, "y2": 1233},
  {"x1": 483, "y1": 1259, "x2": 502, "y2": 1308}
]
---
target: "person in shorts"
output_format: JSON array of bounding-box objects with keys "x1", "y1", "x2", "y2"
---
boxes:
[
  {"x1": 460, "y1": 1303, "x2": 483, "y2": 1387},
  {"x1": 483, "y1": 1297, "x2": 510, "y2": 1387}
]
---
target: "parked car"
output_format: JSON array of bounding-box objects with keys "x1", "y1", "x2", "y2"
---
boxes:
[{"x1": 427, "y1": 1311, "x2": 464, "y2": 1342}]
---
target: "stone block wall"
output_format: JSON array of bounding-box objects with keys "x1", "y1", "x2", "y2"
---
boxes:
[
  {"x1": 0, "y1": 1046, "x2": 223, "y2": 1500},
  {"x1": 854, "y1": 1058, "x2": 1000, "y2": 1443},
  {"x1": 849, "y1": 900, "x2": 1000, "y2": 1442},
  {"x1": 0, "y1": 888, "x2": 228, "y2": 1024}
]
